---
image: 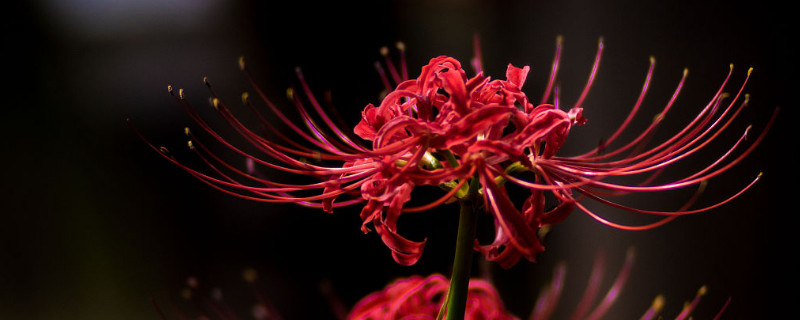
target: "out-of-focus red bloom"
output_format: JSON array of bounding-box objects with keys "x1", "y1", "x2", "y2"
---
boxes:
[
  {"x1": 155, "y1": 255, "x2": 727, "y2": 320},
  {"x1": 528, "y1": 250, "x2": 635, "y2": 320},
  {"x1": 133, "y1": 37, "x2": 774, "y2": 267},
  {"x1": 348, "y1": 274, "x2": 517, "y2": 320},
  {"x1": 529, "y1": 250, "x2": 729, "y2": 320}
]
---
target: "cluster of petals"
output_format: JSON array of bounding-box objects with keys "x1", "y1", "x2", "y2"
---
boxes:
[
  {"x1": 134, "y1": 38, "x2": 774, "y2": 268},
  {"x1": 346, "y1": 53, "x2": 590, "y2": 266},
  {"x1": 348, "y1": 273, "x2": 516, "y2": 320}
]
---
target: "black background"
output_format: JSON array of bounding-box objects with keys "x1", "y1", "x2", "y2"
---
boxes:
[{"x1": 3, "y1": 0, "x2": 793, "y2": 319}]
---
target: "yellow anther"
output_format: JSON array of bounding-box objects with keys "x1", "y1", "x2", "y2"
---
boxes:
[
  {"x1": 241, "y1": 92, "x2": 250, "y2": 105},
  {"x1": 652, "y1": 295, "x2": 665, "y2": 311},
  {"x1": 286, "y1": 88, "x2": 295, "y2": 100},
  {"x1": 653, "y1": 112, "x2": 664, "y2": 122},
  {"x1": 184, "y1": 127, "x2": 191, "y2": 136},
  {"x1": 211, "y1": 97, "x2": 220, "y2": 110},
  {"x1": 697, "y1": 285, "x2": 708, "y2": 296},
  {"x1": 238, "y1": 56, "x2": 246, "y2": 70},
  {"x1": 698, "y1": 180, "x2": 708, "y2": 193},
  {"x1": 242, "y1": 268, "x2": 258, "y2": 283},
  {"x1": 187, "y1": 140, "x2": 194, "y2": 150},
  {"x1": 180, "y1": 288, "x2": 192, "y2": 300},
  {"x1": 380, "y1": 46, "x2": 389, "y2": 56},
  {"x1": 167, "y1": 85, "x2": 174, "y2": 95}
]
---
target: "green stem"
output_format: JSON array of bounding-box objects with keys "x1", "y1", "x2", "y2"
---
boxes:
[{"x1": 444, "y1": 179, "x2": 480, "y2": 320}]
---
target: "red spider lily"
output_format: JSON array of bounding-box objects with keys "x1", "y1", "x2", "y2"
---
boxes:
[
  {"x1": 131, "y1": 37, "x2": 775, "y2": 268},
  {"x1": 155, "y1": 271, "x2": 515, "y2": 320},
  {"x1": 155, "y1": 253, "x2": 726, "y2": 320},
  {"x1": 348, "y1": 274, "x2": 517, "y2": 320}
]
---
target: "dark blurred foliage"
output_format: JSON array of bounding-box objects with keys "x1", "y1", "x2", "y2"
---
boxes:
[{"x1": 2, "y1": 1, "x2": 793, "y2": 319}]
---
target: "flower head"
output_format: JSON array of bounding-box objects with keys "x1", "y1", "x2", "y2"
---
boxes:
[
  {"x1": 348, "y1": 274, "x2": 517, "y2": 320},
  {"x1": 133, "y1": 37, "x2": 774, "y2": 267}
]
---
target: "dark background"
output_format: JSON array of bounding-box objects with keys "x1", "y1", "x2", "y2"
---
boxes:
[{"x1": 3, "y1": 0, "x2": 793, "y2": 319}]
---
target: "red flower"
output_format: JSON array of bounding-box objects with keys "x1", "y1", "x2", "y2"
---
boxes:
[
  {"x1": 348, "y1": 274, "x2": 517, "y2": 320},
  {"x1": 133, "y1": 37, "x2": 774, "y2": 268}
]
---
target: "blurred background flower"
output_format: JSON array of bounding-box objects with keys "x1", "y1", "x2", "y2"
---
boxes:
[
  {"x1": 348, "y1": 273, "x2": 515, "y2": 320},
  {"x1": 157, "y1": 251, "x2": 725, "y2": 320},
  {"x1": 3, "y1": 0, "x2": 791, "y2": 319}
]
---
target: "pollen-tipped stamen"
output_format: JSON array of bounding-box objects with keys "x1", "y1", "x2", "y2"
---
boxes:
[
  {"x1": 540, "y1": 35, "x2": 563, "y2": 105},
  {"x1": 573, "y1": 38, "x2": 604, "y2": 109}
]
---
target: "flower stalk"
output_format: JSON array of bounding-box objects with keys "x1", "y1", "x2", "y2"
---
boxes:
[{"x1": 444, "y1": 176, "x2": 481, "y2": 320}]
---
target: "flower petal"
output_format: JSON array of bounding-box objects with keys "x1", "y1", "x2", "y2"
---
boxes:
[
  {"x1": 479, "y1": 164, "x2": 544, "y2": 262},
  {"x1": 505, "y1": 63, "x2": 531, "y2": 89}
]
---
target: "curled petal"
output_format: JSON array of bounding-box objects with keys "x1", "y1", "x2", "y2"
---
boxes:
[
  {"x1": 505, "y1": 63, "x2": 530, "y2": 89},
  {"x1": 374, "y1": 217, "x2": 426, "y2": 266},
  {"x1": 479, "y1": 164, "x2": 544, "y2": 263}
]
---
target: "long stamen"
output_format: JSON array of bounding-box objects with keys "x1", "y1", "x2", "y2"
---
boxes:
[
  {"x1": 240, "y1": 91, "x2": 316, "y2": 153},
  {"x1": 294, "y1": 68, "x2": 368, "y2": 152},
  {"x1": 712, "y1": 297, "x2": 731, "y2": 320},
  {"x1": 239, "y1": 57, "x2": 354, "y2": 156},
  {"x1": 381, "y1": 46, "x2": 402, "y2": 84},
  {"x1": 583, "y1": 248, "x2": 635, "y2": 320},
  {"x1": 568, "y1": 67, "x2": 690, "y2": 162},
  {"x1": 639, "y1": 295, "x2": 665, "y2": 320},
  {"x1": 529, "y1": 263, "x2": 566, "y2": 320},
  {"x1": 588, "y1": 66, "x2": 750, "y2": 171},
  {"x1": 286, "y1": 87, "x2": 346, "y2": 154},
  {"x1": 190, "y1": 133, "x2": 375, "y2": 191},
  {"x1": 675, "y1": 286, "x2": 707, "y2": 320},
  {"x1": 567, "y1": 251, "x2": 605, "y2": 320},
  {"x1": 210, "y1": 97, "x2": 361, "y2": 173},
  {"x1": 375, "y1": 61, "x2": 393, "y2": 92},
  {"x1": 573, "y1": 38, "x2": 603, "y2": 109},
  {"x1": 541, "y1": 35, "x2": 563, "y2": 105},
  {"x1": 580, "y1": 56, "x2": 655, "y2": 157},
  {"x1": 471, "y1": 33, "x2": 483, "y2": 75},
  {"x1": 397, "y1": 42, "x2": 408, "y2": 81},
  {"x1": 544, "y1": 106, "x2": 775, "y2": 197}
]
